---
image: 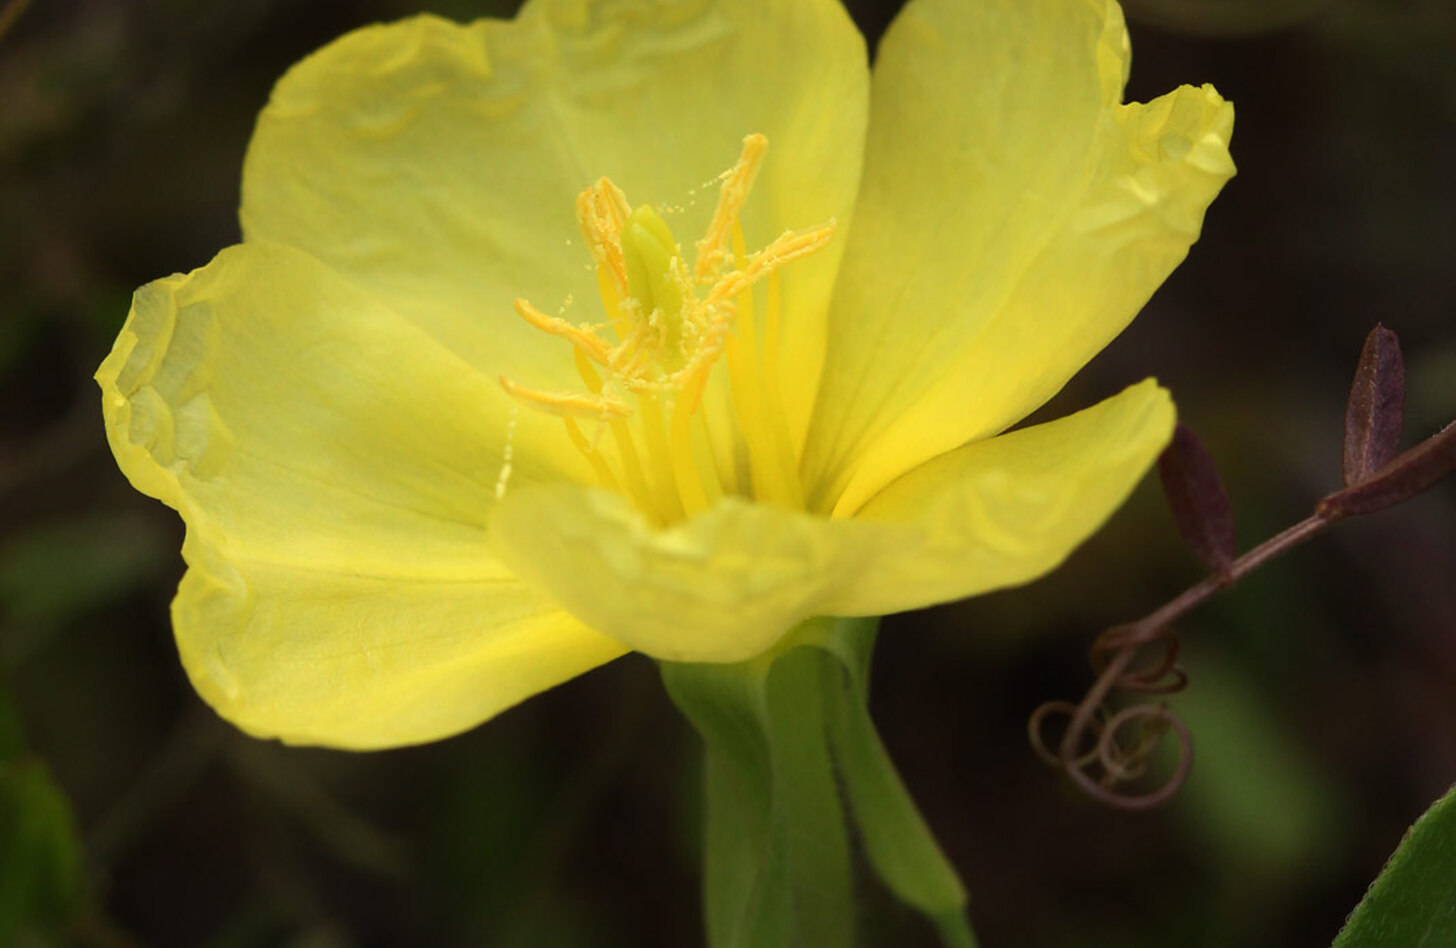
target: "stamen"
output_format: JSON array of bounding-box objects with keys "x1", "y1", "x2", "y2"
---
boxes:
[
  {"x1": 696, "y1": 374, "x2": 742, "y2": 497},
  {"x1": 704, "y1": 223, "x2": 836, "y2": 306},
  {"x1": 689, "y1": 412, "x2": 727, "y2": 508},
  {"x1": 576, "y1": 178, "x2": 632, "y2": 298},
  {"x1": 759, "y1": 270, "x2": 801, "y2": 482},
  {"x1": 607, "y1": 416, "x2": 653, "y2": 512},
  {"x1": 694, "y1": 133, "x2": 768, "y2": 282},
  {"x1": 638, "y1": 395, "x2": 685, "y2": 522},
  {"x1": 574, "y1": 346, "x2": 654, "y2": 508},
  {"x1": 563, "y1": 416, "x2": 622, "y2": 494},
  {"x1": 498, "y1": 376, "x2": 630, "y2": 420},
  {"x1": 514, "y1": 298, "x2": 615, "y2": 367},
  {"x1": 763, "y1": 272, "x2": 785, "y2": 413},
  {"x1": 723, "y1": 224, "x2": 801, "y2": 508},
  {"x1": 594, "y1": 265, "x2": 632, "y2": 341},
  {"x1": 669, "y1": 369, "x2": 721, "y2": 517},
  {"x1": 500, "y1": 133, "x2": 833, "y2": 524},
  {"x1": 573, "y1": 345, "x2": 604, "y2": 392}
]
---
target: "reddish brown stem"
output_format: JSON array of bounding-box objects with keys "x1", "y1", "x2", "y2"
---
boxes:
[
  {"x1": 1051, "y1": 512, "x2": 1334, "y2": 809},
  {"x1": 1038, "y1": 324, "x2": 1455, "y2": 808}
]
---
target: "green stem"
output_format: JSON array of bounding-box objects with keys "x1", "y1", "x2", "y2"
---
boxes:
[
  {"x1": 661, "y1": 617, "x2": 979, "y2": 948},
  {"x1": 665, "y1": 645, "x2": 853, "y2": 948}
]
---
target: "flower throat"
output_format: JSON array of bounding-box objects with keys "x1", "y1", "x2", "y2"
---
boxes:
[{"x1": 500, "y1": 134, "x2": 834, "y2": 525}]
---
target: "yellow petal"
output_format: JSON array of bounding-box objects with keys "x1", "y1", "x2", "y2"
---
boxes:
[
  {"x1": 490, "y1": 485, "x2": 877, "y2": 663},
  {"x1": 489, "y1": 382, "x2": 1170, "y2": 662},
  {"x1": 804, "y1": 0, "x2": 1233, "y2": 515},
  {"x1": 241, "y1": 1, "x2": 868, "y2": 448},
  {"x1": 174, "y1": 534, "x2": 622, "y2": 748},
  {"x1": 824, "y1": 380, "x2": 1175, "y2": 615},
  {"x1": 98, "y1": 239, "x2": 588, "y2": 520},
  {"x1": 96, "y1": 240, "x2": 621, "y2": 746}
]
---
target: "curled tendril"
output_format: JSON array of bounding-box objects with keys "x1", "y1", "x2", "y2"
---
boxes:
[
  {"x1": 1027, "y1": 701, "x2": 1105, "y2": 770},
  {"x1": 1093, "y1": 705, "x2": 1193, "y2": 808},
  {"x1": 1090, "y1": 625, "x2": 1189, "y2": 694},
  {"x1": 1030, "y1": 623, "x2": 1193, "y2": 810},
  {"x1": 1029, "y1": 326, "x2": 1456, "y2": 812}
]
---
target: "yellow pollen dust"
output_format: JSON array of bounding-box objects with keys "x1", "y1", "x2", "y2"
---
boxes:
[{"x1": 499, "y1": 133, "x2": 835, "y2": 525}]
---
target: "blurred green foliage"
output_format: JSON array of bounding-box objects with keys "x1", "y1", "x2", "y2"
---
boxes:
[
  {"x1": 0, "y1": 0, "x2": 1452, "y2": 946},
  {"x1": 0, "y1": 514, "x2": 173, "y2": 666},
  {"x1": 0, "y1": 757, "x2": 84, "y2": 943},
  {"x1": 0, "y1": 686, "x2": 84, "y2": 946}
]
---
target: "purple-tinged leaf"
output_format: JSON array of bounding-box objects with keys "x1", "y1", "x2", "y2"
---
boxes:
[
  {"x1": 1343, "y1": 324, "x2": 1405, "y2": 487},
  {"x1": 1158, "y1": 424, "x2": 1235, "y2": 574},
  {"x1": 1320, "y1": 420, "x2": 1456, "y2": 518}
]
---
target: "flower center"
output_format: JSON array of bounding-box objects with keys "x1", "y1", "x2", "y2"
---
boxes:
[{"x1": 500, "y1": 134, "x2": 835, "y2": 525}]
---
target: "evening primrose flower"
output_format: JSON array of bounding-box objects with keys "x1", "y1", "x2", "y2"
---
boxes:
[{"x1": 96, "y1": 0, "x2": 1233, "y2": 749}]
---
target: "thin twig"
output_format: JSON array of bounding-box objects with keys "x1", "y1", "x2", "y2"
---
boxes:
[
  {"x1": 1035, "y1": 325, "x2": 1455, "y2": 808},
  {"x1": 1047, "y1": 512, "x2": 1334, "y2": 808}
]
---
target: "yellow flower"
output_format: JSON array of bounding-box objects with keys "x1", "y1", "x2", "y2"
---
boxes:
[{"x1": 96, "y1": 0, "x2": 1233, "y2": 748}]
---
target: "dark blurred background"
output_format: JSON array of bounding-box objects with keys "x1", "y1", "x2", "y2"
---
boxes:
[{"x1": 1, "y1": 0, "x2": 1453, "y2": 945}]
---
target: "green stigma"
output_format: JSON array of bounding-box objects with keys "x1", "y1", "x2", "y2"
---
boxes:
[{"x1": 622, "y1": 204, "x2": 687, "y2": 367}]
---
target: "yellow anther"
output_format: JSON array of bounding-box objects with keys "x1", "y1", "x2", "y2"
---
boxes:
[
  {"x1": 576, "y1": 178, "x2": 633, "y2": 298},
  {"x1": 512, "y1": 298, "x2": 616, "y2": 367},
  {"x1": 498, "y1": 376, "x2": 630, "y2": 420},
  {"x1": 705, "y1": 222, "x2": 836, "y2": 306},
  {"x1": 694, "y1": 133, "x2": 768, "y2": 282},
  {"x1": 501, "y1": 133, "x2": 833, "y2": 524}
]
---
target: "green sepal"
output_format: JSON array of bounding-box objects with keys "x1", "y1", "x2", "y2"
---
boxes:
[
  {"x1": 813, "y1": 619, "x2": 977, "y2": 948},
  {"x1": 661, "y1": 616, "x2": 976, "y2": 948},
  {"x1": 1331, "y1": 782, "x2": 1456, "y2": 947}
]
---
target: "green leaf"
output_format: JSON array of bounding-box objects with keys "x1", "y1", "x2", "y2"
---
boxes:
[
  {"x1": 0, "y1": 756, "x2": 85, "y2": 941},
  {"x1": 1332, "y1": 783, "x2": 1456, "y2": 947}
]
